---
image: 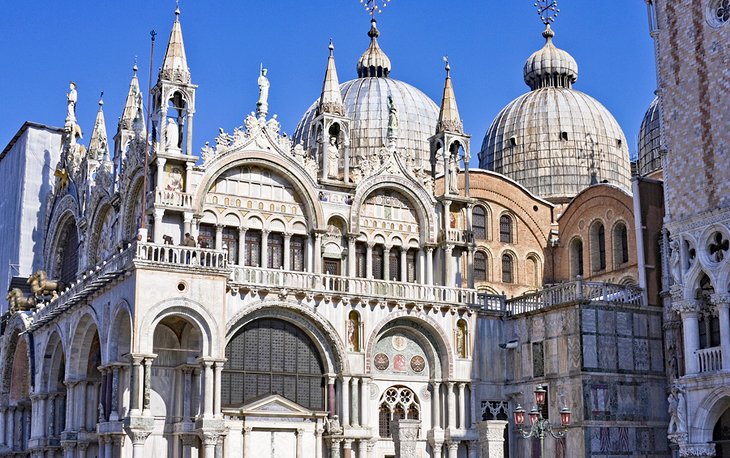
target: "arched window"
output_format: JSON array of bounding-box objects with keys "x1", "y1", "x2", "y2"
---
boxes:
[
  {"x1": 56, "y1": 220, "x2": 79, "y2": 286},
  {"x1": 613, "y1": 223, "x2": 629, "y2": 265},
  {"x1": 268, "y1": 232, "x2": 284, "y2": 269},
  {"x1": 222, "y1": 319, "x2": 325, "y2": 410},
  {"x1": 473, "y1": 206, "x2": 487, "y2": 240},
  {"x1": 526, "y1": 255, "x2": 541, "y2": 287},
  {"x1": 590, "y1": 222, "x2": 607, "y2": 272},
  {"x1": 347, "y1": 311, "x2": 361, "y2": 352},
  {"x1": 378, "y1": 386, "x2": 420, "y2": 438},
  {"x1": 502, "y1": 254, "x2": 514, "y2": 283},
  {"x1": 474, "y1": 251, "x2": 488, "y2": 282},
  {"x1": 456, "y1": 319, "x2": 468, "y2": 358},
  {"x1": 500, "y1": 215, "x2": 513, "y2": 243},
  {"x1": 570, "y1": 238, "x2": 584, "y2": 278}
]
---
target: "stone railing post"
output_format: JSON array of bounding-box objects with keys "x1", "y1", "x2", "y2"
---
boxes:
[
  {"x1": 391, "y1": 419, "x2": 420, "y2": 457},
  {"x1": 477, "y1": 420, "x2": 508, "y2": 457}
]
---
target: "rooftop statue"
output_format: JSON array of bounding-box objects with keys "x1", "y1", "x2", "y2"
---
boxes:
[
  {"x1": 257, "y1": 65, "x2": 270, "y2": 117},
  {"x1": 387, "y1": 95, "x2": 398, "y2": 142}
]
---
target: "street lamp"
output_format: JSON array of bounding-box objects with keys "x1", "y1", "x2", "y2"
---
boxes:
[{"x1": 512, "y1": 385, "x2": 571, "y2": 457}]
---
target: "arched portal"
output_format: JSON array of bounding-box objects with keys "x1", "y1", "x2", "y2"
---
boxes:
[
  {"x1": 714, "y1": 407, "x2": 730, "y2": 456},
  {"x1": 222, "y1": 318, "x2": 326, "y2": 411}
]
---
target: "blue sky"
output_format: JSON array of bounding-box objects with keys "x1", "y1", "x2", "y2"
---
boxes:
[{"x1": 0, "y1": 1, "x2": 656, "y2": 163}]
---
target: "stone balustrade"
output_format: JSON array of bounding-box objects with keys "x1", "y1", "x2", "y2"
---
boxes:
[
  {"x1": 697, "y1": 346, "x2": 723, "y2": 373},
  {"x1": 148, "y1": 189, "x2": 193, "y2": 209},
  {"x1": 134, "y1": 242, "x2": 228, "y2": 269}
]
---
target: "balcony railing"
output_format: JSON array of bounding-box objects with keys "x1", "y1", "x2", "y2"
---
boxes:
[
  {"x1": 229, "y1": 265, "x2": 477, "y2": 307},
  {"x1": 697, "y1": 346, "x2": 723, "y2": 373},
  {"x1": 149, "y1": 189, "x2": 193, "y2": 209},
  {"x1": 496, "y1": 280, "x2": 644, "y2": 316},
  {"x1": 135, "y1": 242, "x2": 228, "y2": 269},
  {"x1": 442, "y1": 229, "x2": 472, "y2": 244}
]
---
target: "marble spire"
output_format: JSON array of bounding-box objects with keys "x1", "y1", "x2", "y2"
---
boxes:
[
  {"x1": 318, "y1": 40, "x2": 344, "y2": 116},
  {"x1": 436, "y1": 58, "x2": 463, "y2": 134},
  {"x1": 88, "y1": 96, "x2": 110, "y2": 161},
  {"x1": 159, "y1": 5, "x2": 190, "y2": 83},
  {"x1": 119, "y1": 63, "x2": 144, "y2": 131}
]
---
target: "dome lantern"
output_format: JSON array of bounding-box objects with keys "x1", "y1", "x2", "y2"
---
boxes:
[
  {"x1": 523, "y1": 25, "x2": 578, "y2": 90},
  {"x1": 357, "y1": 19, "x2": 391, "y2": 78}
]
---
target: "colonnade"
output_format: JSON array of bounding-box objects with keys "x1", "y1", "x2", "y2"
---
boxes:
[{"x1": 677, "y1": 294, "x2": 730, "y2": 374}]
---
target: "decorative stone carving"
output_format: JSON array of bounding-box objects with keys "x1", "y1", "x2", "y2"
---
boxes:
[
  {"x1": 391, "y1": 419, "x2": 420, "y2": 456},
  {"x1": 669, "y1": 239, "x2": 681, "y2": 285},
  {"x1": 477, "y1": 420, "x2": 508, "y2": 457},
  {"x1": 678, "y1": 443, "x2": 716, "y2": 457}
]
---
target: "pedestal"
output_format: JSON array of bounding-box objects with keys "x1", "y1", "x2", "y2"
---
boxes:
[
  {"x1": 477, "y1": 420, "x2": 508, "y2": 457},
  {"x1": 391, "y1": 419, "x2": 420, "y2": 457}
]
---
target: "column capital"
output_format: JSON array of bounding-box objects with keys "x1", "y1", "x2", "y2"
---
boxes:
[
  {"x1": 446, "y1": 440, "x2": 460, "y2": 450},
  {"x1": 127, "y1": 429, "x2": 151, "y2": 445},
  {"x1": 446, "y1": 381, "x2": 456, "y2": 389},
  {"x1": 672, "y1": 299, "x2": 701, "y2": 315},
  {"x1": 678, "y1": 443, "x2": 716, "y2": 457},
  {"x1": 201, "y1": 431, "x2": 220, "y2": 446},
  {"x1": 343, "y1": 439, "x2": 353, "y2": 448},
  {"x1": 457, "y1": 382, "x2": 466, "y2": 389},
  {"x1": 242, "y1": 426, "x2": 253, "y2": 435},
  {"x1": 711, "y1": 293, "x2": 730, "y2": 308}
]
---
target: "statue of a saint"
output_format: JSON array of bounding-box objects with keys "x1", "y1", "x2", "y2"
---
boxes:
[
  {"x1": 387, "y1": 95, "x2": 399, "y2": 141},
  {"x1": 448, "y1": 153, "x2": 460, "y2": 194},
  {"x1": 668, "y1": 384, "x2": 687, "y2": 434},
  {"x1": 257, "y1": 66, "x2": 270, "y2": 117},
  {"x1": 67, "y1": 81, "x2": 78, "y2": 123},
  {"x1": 669, "y1": 239, "x2": 681, "y2": 285},
  {"x1": 165, "y1": 118, "x2": 180, "y2": 151},
  {"x1": 327, "y1": 136, "x2": 340, "y2": 179}
]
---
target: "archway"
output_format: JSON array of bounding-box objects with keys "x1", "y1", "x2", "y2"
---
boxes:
[{"x1": 68, "y1": 314, "x2": 103, "y2": 447}]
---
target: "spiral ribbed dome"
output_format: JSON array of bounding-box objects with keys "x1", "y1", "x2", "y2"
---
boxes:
[
  {"x1": 294, "y1": 78, "x2": 439, "y2": 171},
  {"x1": 523, "y1": 26, "x2": 578, "y2": 90},
  {"x1": 637, "y1": 96, "x2": 662, "y2": 177},
  {"x1": 478, "y1": 27, "x2": 632, "y2": 203}
]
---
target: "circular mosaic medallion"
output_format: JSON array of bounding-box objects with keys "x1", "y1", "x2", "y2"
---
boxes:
[
  {"x1": 374, "y1": 353, "x2": 389, "y2": 371},
  {"x1": 410, "y1": 355, "x2": 426, "y2": 373},
  {"x1": 392, "y1": 335, "x2": 407, "y2": 351}
]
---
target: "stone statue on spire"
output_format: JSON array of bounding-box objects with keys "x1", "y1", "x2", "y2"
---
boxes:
[
  {"x1": 257, "y1": 65, "x2": 270, "y2": 118},
  {"x1": 66, "y1": 81, "x2": 78, "y2": 124},
  {"x1": 387, "y1": 95, "x2": 398, "y2": 145}
]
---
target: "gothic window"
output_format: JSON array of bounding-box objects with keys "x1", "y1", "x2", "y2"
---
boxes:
[
  {"x1": 613, "y1": 223, "x2": 629, "y2": 265},
  {"x1": 709, "y1": 0, "x2": 730, "y2": 26},
  {"x1": 268, "y1": 232, "x2": 284, "y2": 269},
  {"x1": 378, "y1": 386, "x2": 420, "y2": 438},
  {"x1": 502, "y1": 254, "x2": 514, "y2": 284},
  {"x1": 198, "y1": 224, "x2": 216, "y2": 249},
  {"x1": 57, "y1": 220, "x2": 79, "y2": 286},
  {"x1": 474, "y1": 251, "x2": 488, "y2": 282},
  {"x1": 389, "y1": 248, "x2": 400, "y2": 281},
  {"x1": 290, "y1": 235, "x2": 306, "y2": 271},
  {"x1": 571, "y1": 238, "x2": 584, "y2": 278},
  {"x1": 500, "y1": 215, "x2": 513, "y2": 243},
  {"x1": 356, "y1": 243, "x2": 367, "y2": 278},
  {"x1": 406, "y1": 249, "x2": 417, "y2": 283},
  {"x1": 222, "y1": 227, "x2": 239, "y2": 265},
  {"x1": 708, "y1": 232, "x2": 729, "y2": 262},
  {"x1": 373, "y1": 245, "x2": 384, "y2": 280},
  {"x1": 473, "y1": 206, "x2": 487, "y2": 240},
  {"x1": 590, "y1": 222, "x2": 607, "y2": 272},
  {"x1": 245, "y1": 230, "x2": 262, "y2": 267},
  {"x1": 456, "y1": 319, "x2": 468, "y2": 358},
  {"x1": 222, "y1": 318, "x2": 325, "y2": 410},
  {"x1": 347, "y1": 311, "x2": 361, "y2": 352}
]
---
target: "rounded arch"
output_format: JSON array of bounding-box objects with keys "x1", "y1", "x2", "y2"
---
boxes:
[
  {"x1": 194, "y1": 152, "x2": 324, "y2": 230},
  {"x1": 0, "y1": 315, "x2": 32, "y2": 401},
  {"x1": 67, "y1": 311, "x2": 102, "y2": 379},
  {"x1": 498, "y1": 211, "x2": 516, "y2": 244},
  {"x1": 693, "y1": 386, "x2": 730, "y2": 444},
  {"x1": 611, "y1": 219, "x2": 630, "y2": 267},
  {"x1": 569, "y1": 236, "x2": 585, "y2": 279},
  {"x1": 107, "y1": 300, "x2": 133, "y2": 363},
  {"x1": 351, "y1": 176, "x2": 436, "y2": 243},
  {"x1": 474, "y1": 249, "x2": 490, "y2": 282},
  {"x1": 472, "y1": 204, "x2": 490, "y2": 240},
  {"x1": 226, "y1": 300, "x2": 348, "y2": 375},
  {"x1": 138, "y1": 297, "x2": 220, "y2": 358},
  {"x1": 40, "y1": 330, "x2": 66, "y2": 393},
  {"x1": 121, "y1": 173, "x2": 145, "y2": 242},
  {"x1": 525, "y1": 252, "x2": 543, "y2": 287},
  {"x1": 589, "y1": 218, "x2": 607, "y2": 273},
  {"x1": 365, "y1": 312, "x2": 453, "y2": 379},
  {"x1": 500, "y1": 249, "x2": 518, "y2": 284}
]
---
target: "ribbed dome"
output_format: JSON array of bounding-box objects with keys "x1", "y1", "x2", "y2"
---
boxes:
[
  {"x1": 294, "y1": 78, "x2": 439, "y2": 171},
  {"x1": 523, "y1": 25, "x2": 578, "y2": 90},
  {"x1": 637, "y1": 96, "x2": 662, "y2": 176},
  {"x1": 478, "y1": 27, "x2": 631, "y2": 203}
]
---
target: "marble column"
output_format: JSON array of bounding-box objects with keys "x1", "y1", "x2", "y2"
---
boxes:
[
  {"x1": 712, "y1": 294, "x2": 730, "y2": 370},
  {"x1": 142, "y1": 358, "x2": 153, "y2": 415},
  {"x1": 78, "y1": 381, "x2": 88, "y2": 431},
  {"x1": 679, "y1": 302, "x2": 700, "y2": 374},
  {"x1": 315, "y1": 428, "x2": 323, "y2": 458},
  {"x1": 130, "y1": 431, "x2": 150, "y2": 458},
  {"x1": 153, "y1": 208, "x2": 165, "y2": 244},
  {"x1": 202, "y1": 360, "x2": 214, "y2": 418},
  {"x1": 426, "y1": 247, "x2": 434, "y2": 285},
  {"x1": 202, "y1": 433, "x2": 217, "y2": 458},
  {"x1": 383, "y1": 245, "x2": 391, "y2": 281},
  {"x1": 446, "y1": 441, "x2": 459, "y2": 458},
  {"x1": 457, "y1": 383, "x2": 466, "y2": 429},
  {"x1": 242, "y1": 427, "x2": 252, "y2": 457},
  {"x1": 130, "y1": 356, "x2": 143, "y2": 416},
  {"x1": 183, "y1": 367, "x2": 193, "y2": 420},
  {"x1": 417, "y1": 248, "x2": 425, "y2": 284},
  {"x1": 184, "y1": 212, "x2": 193, "y2": 237},
  {"x1": 432, "y1": 382, "x2": 442, "y2": 429},
  {"x1": 400, "y1": 247, "x2": 408, "y2": 282},
  {"x1": 284, "y1": 233, "x2": 292, "y2": 271},
  {"x1": 314, "y1": 232, "x2": 323, "y2": 274},
  {"x1": 63, "y1": 381, "x2": 76, "y2": 431},
  {"x1": 366, "y1": 243, "x2": 374, "y2": 279},
  {"x1": 341, "y1": 376, "x2": 350, "y2": 427},
  {"x1": 295, "y1": 428, "x2": 304, "y2": 457},
  {"x1": 347, "y1": 236, "x2": 357, "y2": 277},
  {"x1": 343, "y1": 439, "x2": 353, "y2": 458},
  {"x1": 110, "y1": 365, "x2": 120, "y2": 420},
  {"x1": 327, "y1": 376, "x2": 337, "y2": 419},
  {"x1": 156, "y1": 158, "x2": 166, "y2": 190},
  {"x1": 215, "y1": 225, "x2": 223, "y2": 250},
  {"x1": 350, "y1": 377, "x2": 359, "y2": 427},
  {"x1": 0, "y1": 406, "x2": 5, "y2": 446},
  {"x1": 213, "y1": 361, "x2": 223, "y2": 417},
  {"x1": 360, "y1": 378, "x2": 369, "y2": 429},
  {"x1": 77, "y1": 441, "x2": 89, "y2": 458},
  {"x1": 357, "y1": 439, "x2": 368, "y2": 458},
  {"x1": 445, "y1": 246, "x2": 454, "y2": 287},
  {"x1": 432, "y1": 442, "x2": 443, "y2": 458},
  {"x1": 62, "y1": 440, "x2": 76, "y2": 458},
  {"x1": 446, "y1": 382, "x2": 456, "y2": 429},
  {"x1": 466, "y1": 247, "x2": 475, "y2": 289},
  {"x1": 261, "y1": 230, "x2": 270, "y2": 268},
  {"x1": 238, "y1": 228, "x2": 247, "y2": 266}
]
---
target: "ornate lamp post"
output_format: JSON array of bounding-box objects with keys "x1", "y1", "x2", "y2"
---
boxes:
[{"x1": 513, "y1": 385, "x2": 571, "y2": 457}]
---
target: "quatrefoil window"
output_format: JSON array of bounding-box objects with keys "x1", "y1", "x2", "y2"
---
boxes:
[
  {"x1": 715, "y1": 0, "x2": 730, "y2": 23},
  {"x1": 708, "y1": 232, "x2": 729, "y2": 262}
]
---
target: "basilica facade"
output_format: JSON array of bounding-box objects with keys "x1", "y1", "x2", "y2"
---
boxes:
[{"x1": 0, "y1": 4, "x2": 697, "y2": 458}]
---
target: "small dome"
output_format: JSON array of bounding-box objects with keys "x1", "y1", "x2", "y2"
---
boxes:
[
  {"x1": 357, "y1": 19, "x2": 391, "y2": 78},
  {"x1": 479, "y1": 26, "x2": 632, "y2": 203},
  {"x1": 523, "y1": 26, "x2": 578, "y2": 90},
  {"x1": 294, "y1": 78, "x2": 439, "y2": 170},
  {"x1": 637, "y1": 96, "x2": 662, "y2": 176}
]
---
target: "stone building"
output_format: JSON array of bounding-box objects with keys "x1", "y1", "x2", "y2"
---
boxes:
[
  {"x1": 0, "y1": 6, "x2": 670, "y2": 458},
  {"x1": 645, "y1": 0, "x2": 730, "y2": 456}
]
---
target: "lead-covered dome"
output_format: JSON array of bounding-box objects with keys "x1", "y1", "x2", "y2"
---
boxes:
[
  {"x1": 478, "y1": 26, "x2": 632, "y2": 203},
  {"x1": 637, "y1": 96, "x2": 662, "y2": 177},
  {"x1": 294, "y1": 19, "x2": 439, "y2": 172}
]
